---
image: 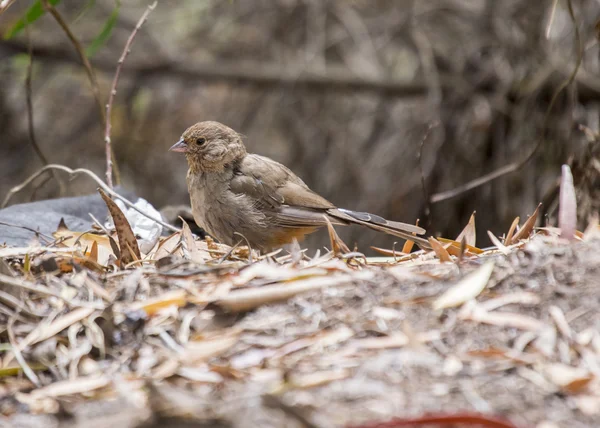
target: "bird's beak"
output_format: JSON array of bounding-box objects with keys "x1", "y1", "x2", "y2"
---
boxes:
[{"x1": 169, "y1": 139, "x2": 188, "y2": 153}]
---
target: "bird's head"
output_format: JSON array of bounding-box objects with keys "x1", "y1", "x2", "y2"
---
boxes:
[{"x1": 170, "y1": 121, "x2": 247, "y2": 173}]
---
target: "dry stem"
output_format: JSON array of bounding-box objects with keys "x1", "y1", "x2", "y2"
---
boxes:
[
  {"x1": 1, "y1": 164, "x2": 179, "y2": 233},
  {"x1": 41, "y1": 0, "x2": 121, "y2": 186},
  {"x1": 105, "y1": 1, "x2": 157, "y2": 188},
  {"x1": 430, "y1": 0, "x2": 582, "y2": 204}
]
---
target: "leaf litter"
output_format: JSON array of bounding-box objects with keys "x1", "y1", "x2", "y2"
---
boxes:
[{"x1": 0, "y1": 196, "x2": 599, "y2": 428}]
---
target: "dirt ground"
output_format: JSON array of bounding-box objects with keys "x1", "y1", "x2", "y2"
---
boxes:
[{"x1": 2, "y1": 232, "x2": 600, "y2": 428}]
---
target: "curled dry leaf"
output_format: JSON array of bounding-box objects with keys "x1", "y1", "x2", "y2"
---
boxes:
[
  {"x1": 432, "y1": 262, "x2": 495, "y2": 310},
  {"x1": 98, "y1": 188, "x2": 141, "y2": 266},
  {"x1": 508, "y1": 203, "x2": 541, "y2": 245}
]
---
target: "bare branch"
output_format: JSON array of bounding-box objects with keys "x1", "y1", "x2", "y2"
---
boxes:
[
  {"x1": 24, "y1": 22, "x2": 66, "y2": 197},
  {"x1": 41, "y1": 0, "x2": 105, "y2": 124},
  {"x1": 105, "y1": 1, "x2": 157, "y2": 188},
  {"x1": 1, "y1": 164, "x2": 179, "y2": 233},
  {"x1": 430, "y1": 0, "x2": 583, "y2": 204},
  {"x1": 0, "y1": 0, "x2": 17, "y2": 16},
  {"x1": 41, "y1": 0, "x2": 121, "y2": 186}
]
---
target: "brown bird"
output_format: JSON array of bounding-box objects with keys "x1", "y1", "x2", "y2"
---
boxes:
[{"x1": 170, "y1": 121, "x2": 429, "y2": 252}]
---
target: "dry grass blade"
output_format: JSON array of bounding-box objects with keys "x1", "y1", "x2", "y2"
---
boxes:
[
  {"x1": 456, "y1": 212, "x2": 476, "y2": 247},
  {"x1": 432, "y1": 262, "x2": 495, "y2": 310},
  {"x1": 509, "y1": 203, "x2": 541, "y2": 244},
  {"x1": 559, "y1": 164, "x2": 577, "y2": 240},
  {"x1": 98, "y1": 188, "x2": 141, "y2": 266},
  {"x1": 428, "y1": 237, "x2": 452, "y2": 263}
]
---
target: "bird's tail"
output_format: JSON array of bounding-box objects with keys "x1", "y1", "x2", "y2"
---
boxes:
[{"x1": 327, "y1": 208, "x2": 431, "y2": 249}]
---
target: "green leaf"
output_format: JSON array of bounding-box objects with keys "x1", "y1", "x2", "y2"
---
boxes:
[
  {"x1": 3, "y1": 0, "x2": 62, "y2": 40},
  {"x1": 85, "y1": 2, "x2": 120, "y2": 57}
]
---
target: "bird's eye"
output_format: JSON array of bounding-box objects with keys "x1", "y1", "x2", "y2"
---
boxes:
[{"x1": 196, "y1": 137, "x2": 206, "y2": 146}]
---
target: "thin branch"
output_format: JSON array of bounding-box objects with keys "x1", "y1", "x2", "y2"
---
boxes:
[
  {"x1": 105, "y1": 1, "x2": 157, "y2": 188},
  {"x1": 25, "y1": 24, "x2": 48, "y2": 166},
  {"x1": 24, "y1": 21, "x2": 66, "y2": 196},
  {"x1": 417, "y1": 121, "x2": 439, "y2": 226},
  {"x1": 7, "y1": 36, "x2": 599, "y2": 101},
  {"x1": 41, "y1": 0, "x2": 105, "y2": 124},
  {"x1": 0, "y1": 0, "x2": 17, "y2": 16},
  {"x1": 1, "y1": 164, "x2": 179, "y2": 233},
  {"x1": 430, "y1": 0, "x2": 583, "y2": 204},
  {"x1": 41, "y1": 0, "x2": 121, "y2": 186}
]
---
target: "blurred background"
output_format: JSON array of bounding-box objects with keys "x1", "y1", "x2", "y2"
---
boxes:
[{"x1": 0, "y1": 0, "x2": 599, "y2": 251}]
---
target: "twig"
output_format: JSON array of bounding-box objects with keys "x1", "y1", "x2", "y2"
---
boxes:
[
  {"x1": 8, "y1": 316, "x2": 41, "y2": 387},
  {"x1": 41, "y1": 0, "x2": 104, "y2": 124},
  {"x1": 430, "y1": 0, "x2": 582, "y2": 204},
  {"x1": 41, "y1": 0, "x2": 121, "y2": 185},
  {"x1": 105, "y1": 1, "x2": 157, "y2": 188},
  {"x1": 545, "y1": 0, "x2": 560, "y2": 39},
  {"x1": 417, "y1": 121, "x2": 439, "y2": 226},
  {"x1": 1, "y1": 164, "x2": 179, "y2": 233},
  {"x1": 0, "y1": 0, "x2": 17, "y2": 15},
  {"x1": 0, "y1": 221, "x2": 54, "y2": 243},
  {"x1": 24, "y1": 20, "x2": 66, "y2": 196}
]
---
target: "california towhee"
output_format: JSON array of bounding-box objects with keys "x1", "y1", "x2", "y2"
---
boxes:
[{"x1": 170, "y1": 121, "x2": 429, "y2": 251}]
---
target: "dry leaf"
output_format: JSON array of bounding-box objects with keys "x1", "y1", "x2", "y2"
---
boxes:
[
  {"x1": 52, "y1": 229, "x2": 113, "y2": 266},
  {"x1": 505, "y1": 217, "x2": 520, "y2": 245},
  {"x1": 98, "y1": 188, "x2": 141, "y2": 266},
  {"x1": 509, "y1": 203, "x2": 541, "y2": 244},
  {"x1": 436, "y1": 238, "x2": 483, "y2": 255},
  {"x1": 460, "y1": 304, "x2": 546, "y2": 331},
  {"x1": 289, "y1": 369, "x2": 350, "y2": 388},
  {"x1": 543, "y1": 363, "x2": 593, "y2": 393},
  {"x1": 324, "y1": 216, "x2": 350, "y2": 255},
  {"x1": 432, "y1": 262, "x2": 495, "y2": 310},
  {"x1": 456, "y1": 212, "x2": 476, "y2": 247},
  {"x1": 428, "y1": 237, "x2": 452, "y2": 263},
  {"x1": 216, "y1": 274, "x2": 350, "y2": 312},
  {"x1": 487, "y1": 231, "x2": 511, "y2": 255}
]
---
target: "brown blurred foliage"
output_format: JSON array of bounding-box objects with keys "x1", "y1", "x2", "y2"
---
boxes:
[{"x1": 1, "y1": 0, "x2": 599, "y2": 250}]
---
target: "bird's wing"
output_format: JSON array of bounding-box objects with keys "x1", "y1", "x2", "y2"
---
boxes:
[
  {"x1": 230, "y1": 155, "x2": 429, "y2": 248},
  {"x1": 230, "y1": 154, "x2": 340, "y2": 227}
]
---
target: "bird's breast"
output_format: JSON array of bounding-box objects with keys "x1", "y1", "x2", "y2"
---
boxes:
[{"x1": 187, "y1": 171, "x2": 267, "y2": 247}]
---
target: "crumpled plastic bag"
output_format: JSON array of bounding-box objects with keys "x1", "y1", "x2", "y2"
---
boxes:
[{"x1": 105, "y1": 198, "x2": 163, "y2": 254}]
